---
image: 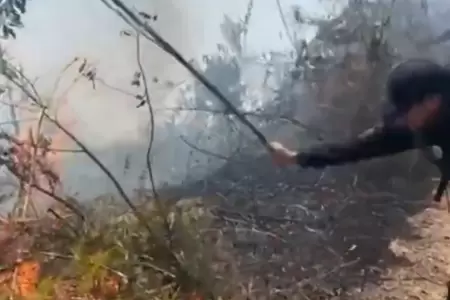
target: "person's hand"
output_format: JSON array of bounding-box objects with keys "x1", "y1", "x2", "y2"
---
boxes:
[{"x1": 269, "y1": 142, "x2": 298, "y2": 167}]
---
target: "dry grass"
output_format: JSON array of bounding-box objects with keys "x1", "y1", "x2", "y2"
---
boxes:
[{"x1": 0, "y1": 196, "x2": 239, "y2": 299}]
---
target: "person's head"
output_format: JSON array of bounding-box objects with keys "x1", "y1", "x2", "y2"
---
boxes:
[{"x1": 383, "y1": 59, "x2": 447, "y2": 131}]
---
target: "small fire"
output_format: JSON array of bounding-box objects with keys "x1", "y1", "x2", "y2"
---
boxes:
[{"x1": 10, "y1": 94, "x2": 78, "y2": 216}]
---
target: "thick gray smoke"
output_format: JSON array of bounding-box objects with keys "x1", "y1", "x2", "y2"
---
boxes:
[{"x1": 2, "y1": 0, "x2": 450, "y2": 203}]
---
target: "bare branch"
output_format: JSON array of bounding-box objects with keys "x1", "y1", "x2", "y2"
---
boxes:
[
  {"x1": 5, "y1": 163, "x2": 85, "y2": 220},
  {"x1": 160, "y1": 106, "x2": 325, "y2": 139},
  {"x1": 102, "y1": 0, "x2": 271, "y2": 151},
  {"x1": 135, "y1": 33, "x2": 158, "y2": 200},
  {"x1": 0, "y1": 59, "x2": 154, "y2": 232},
  {"x1": 179, "y1": 135, "x2": 233, "y2": 161},
  {"x1": 21, "y1": 108, "x2": 46, "y2": 218},
  {"x1": 275, "y1": 0, "x2": 297, "y2": 52}
]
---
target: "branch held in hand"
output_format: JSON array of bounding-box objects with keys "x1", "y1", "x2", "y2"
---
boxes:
[{"x1": 102, "y1": 0, "x2": 271, "y2": 152}]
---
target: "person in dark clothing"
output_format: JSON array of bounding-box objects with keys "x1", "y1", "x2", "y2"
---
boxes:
[{"x1": 270, "y1": 59, "x2": 450, "y2": 202}]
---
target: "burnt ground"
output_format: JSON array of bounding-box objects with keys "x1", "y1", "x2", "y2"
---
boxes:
[
  {"x1": 1, "y1": 146, "x2": 449, "y2": 299},
  {"x1": 170, "y1": 150, "x2": 450, "y2": 299}
]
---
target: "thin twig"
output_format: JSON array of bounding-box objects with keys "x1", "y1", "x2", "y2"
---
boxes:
[
  {"x1": 21, "y1": 108, "x2": 46, "y2": 218},
  {"x1": 179, "y1": 135, "x2": 233, "y2": 161},
  {"x1": 40, "y1": 250, "x2": 130, "y2": 281},
  {"x1": 161, "y1": 106, "x2": 325, "y2": 138},
  {"x1": 103, "y1": 0, "x2": 271, "y2": 151},
  {"x1": 135, "y1": 33, "x2": 158, "y2": 200},
  {"x1": 2, "y1": 62, "x2": 150, "y2": 227},
  {"x1": 47, "y1": 208, "x2": 80, "y2": 236},
  {"x1": 133, "y1": 35, "x2": 187, "y2": 276},
  {"x1": 275, "y1": 0, "x2": 297, "y2": 51},
  {"x1": 6, "y1": 164, "x2": 85, "y2": 220},
  {"x1": 50, "y1": 57, "x2": 80, "y2": 98},
  {"x1": 296, "y1": 259, "x2": 360, "y2": 288}
]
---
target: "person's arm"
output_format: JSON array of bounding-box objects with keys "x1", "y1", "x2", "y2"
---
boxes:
[{"x1": 296, "y1": 124, "x2": 426, "y2": 168}]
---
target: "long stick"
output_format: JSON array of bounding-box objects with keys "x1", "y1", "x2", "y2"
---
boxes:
[{"x1": 105, "y1": 0, "x2": 271, "y2": 150}]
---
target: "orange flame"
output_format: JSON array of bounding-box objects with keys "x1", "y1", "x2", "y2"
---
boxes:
[
  {"x1": 12, "y1": 259, "x2": 40, "y2": 297},
  {"x1": 13, "y1": 93, "x2": 78, "y2": 212}
]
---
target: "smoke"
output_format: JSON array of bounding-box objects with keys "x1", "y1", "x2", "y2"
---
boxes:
[
  {"x1": 0, "y1": 0, "x2": 205, "y2": 200},
  {"x1": 3, "y1": 0, "x2": 450, "y2": 203},
  {"x1": 59, "y1": 0, "x2": 204, "y2": 198}
]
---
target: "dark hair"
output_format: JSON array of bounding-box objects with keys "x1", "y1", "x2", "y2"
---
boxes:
[{"x1": 386, "y1": 59, "x2": 448, "y2": 111}]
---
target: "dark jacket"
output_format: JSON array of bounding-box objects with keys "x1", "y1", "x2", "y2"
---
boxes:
[{"x1": 296, "y1": 59, "x2": 450, "y2": 201}]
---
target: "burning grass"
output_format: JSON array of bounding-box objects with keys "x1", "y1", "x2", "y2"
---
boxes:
[
  {"x1": 0, "y1": 195, "x2": 239, "y2": 299},
  {"x1": 0, "y1": 127, "x2": 354, "y2": 299}
]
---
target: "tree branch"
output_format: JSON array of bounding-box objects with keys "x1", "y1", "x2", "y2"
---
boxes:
[
  {"x1": 1, "y1": 60, "x2": 154, "y2": 232},
  {"x1": 160, "y1": 106, "x2": 325, "y2": 139},
  {"x1": 135, "y1": 33, "x2": 158, "y2": 200},
  {"x1": 101, "y1": 0, "x2": 271, "y2": 151}
]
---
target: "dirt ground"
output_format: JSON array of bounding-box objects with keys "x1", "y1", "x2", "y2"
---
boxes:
[
  {"x1": 361, "y1": 205, "x2": 450, "y2": 300},
  {"x1": 199, "y1": 154, "x2": 450, "y2": 299}
]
